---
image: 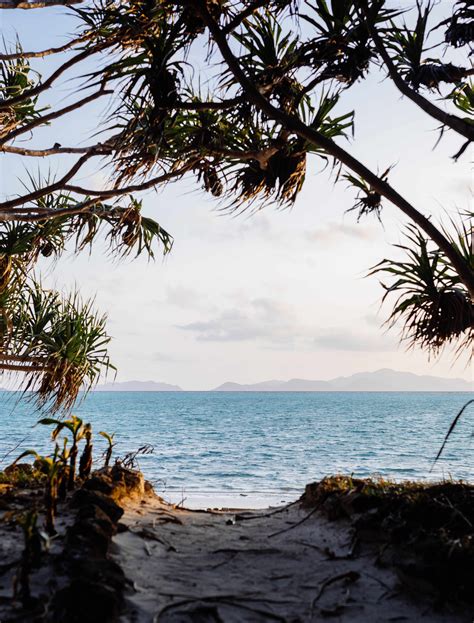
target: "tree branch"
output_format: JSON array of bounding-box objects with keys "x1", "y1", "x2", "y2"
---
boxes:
[
  {"x1": 0, "y1": 362, "x2": 47, "y2": 373},
  {"x1": 361, "y1": 3, "x2": 474, "y2": 141},
  {"x1": 0, "y1": 0, "x2": 82, "y2": 9},
  {"x1": 0, "y1": 35, "x2": 89, "y2": 61},
  {"x1": 1, "y1": 86, "x2": 112, "y2": 145},
  {"x1": 0, "y1": 163, "x2": 195, "y2": 222},
  {"x1": 0, "y1": 353, "x2": 48, "y2": 364},
  {"x1": 197, "y1": 1, "x2": 474, "y2": 298},
  {"x1": 223, "y1": 0, "x2": 268, "y2": 35},
  {"x1": 0, "y1": 152, "x2": 94, "y2": 211},
  {"x1": 1, "y1": 143, "x2": 111, "y2": 157},
  {"x1": 0, "y1": 44, "x2": 110, "y2": 112}
]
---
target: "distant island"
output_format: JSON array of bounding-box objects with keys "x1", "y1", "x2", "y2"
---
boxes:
[
  {"x1": 212, "y1": 369, "x2": 473, "y2": 392},
  {"x1": 92, "y1": 369, "x2": 473, "y2": 392},
  {"x1": 94, "y1": 380, "x2": 182, "y2": 392}
]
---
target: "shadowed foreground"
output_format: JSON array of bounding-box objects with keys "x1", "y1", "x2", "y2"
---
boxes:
[
  {"x1": 1, "y1": 469, "x2": 472, "y2": 622},
  {"x1": 112, "y1": 491, "x2": 469, "y2": 622}
]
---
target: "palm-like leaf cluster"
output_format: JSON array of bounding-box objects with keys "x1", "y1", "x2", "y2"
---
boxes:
[
  {"x1": 371, "y1": 221, "x2": 473, "y2": 358},
  {"x1": 3, "y1": 276, "x2": 113, "y2": 413},
  {"x1": 386, "y1": 4, "x2": 468, "y2": 91},
  {"x1": 301, "y1": 0, "x2": 383, "y2": 86},
  {"x1": 69, "y1": 2, "x2": 359, "y2": 211},
  {"x1": 0, "y1": 0, "x2": 472, "y2": 409},
  {"x1": 442, "y1": 1, "x2": 474, "y2": 50},
  {"x1": 0, "y1": 50, "x2": 42, "y2": 138},
  {"x1": 0, "y1": 186, "x2": 172, "y2": 411}
]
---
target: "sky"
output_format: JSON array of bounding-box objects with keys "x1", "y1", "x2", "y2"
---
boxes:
[{"x1": 1, "y1": 2, "x2": 473, "y2": 390}]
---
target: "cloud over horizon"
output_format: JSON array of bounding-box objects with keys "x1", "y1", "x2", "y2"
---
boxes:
[{"x1": 179, "y1": 298, "x2": 396, "y2": 352}]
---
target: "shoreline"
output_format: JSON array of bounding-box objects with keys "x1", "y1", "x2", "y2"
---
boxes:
[
  {"x1": 159, "y1": 489, "x2": 301, "y2": 510},
  {"x1": 1, "y1": 468, "x2": 473, "y2": 622},
  {"x1": 111, "y1": 480, "x2": 471, "y2": 622}
]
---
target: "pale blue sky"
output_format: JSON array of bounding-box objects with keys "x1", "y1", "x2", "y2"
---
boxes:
[{"x1": 1, "y1": 2, "x2": 472, "y2": 388}]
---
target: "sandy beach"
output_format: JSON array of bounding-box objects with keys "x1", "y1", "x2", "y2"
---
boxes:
[
  {"x1": 160, "y1": 490, "x2": 297, "y2": 510},
  {"x1": 1, "y1": 467, "x2": 472, "y2": 622},
  {"x1": 111, "y1": 492, "x2": 469, "y2": 623}
]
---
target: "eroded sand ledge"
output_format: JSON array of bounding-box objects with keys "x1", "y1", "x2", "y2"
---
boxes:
[{"x1": 111, "y1": 493, "x2": 468, "y2": 622}]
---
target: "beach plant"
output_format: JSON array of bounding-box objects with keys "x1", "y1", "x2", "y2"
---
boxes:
[
  {"x1": 57, "y1": 439, "x2": 70, "y2": 501},
  {"x1": 371, "y1": 219, "x2": 473, "y2": 359},
  {"x1": 13, "y1": 447, "x2": 64, "y2": 534},
  {"x1": 99, "y1": 430, "x2": 115, "y2": 468},
  {"x1": 14, "y1": 510, "x2": 42, "y2": 607},
  {"x1": 79, "y1": 423, "x2": 93, "y2": 479},
  {"x1": 38, "y1": 415, "x2": 87, "y2": 490},
  {"x1": 0, "y1": 0, "x2": 471, "y2": 409},
  {"x1": 118, "y1": 444, "x2": 155, "y2": 471}
]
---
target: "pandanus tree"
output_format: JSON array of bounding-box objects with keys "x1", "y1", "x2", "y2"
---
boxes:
[{"x1": 0, "y1": 0, "x2": 472, "y2": 413}]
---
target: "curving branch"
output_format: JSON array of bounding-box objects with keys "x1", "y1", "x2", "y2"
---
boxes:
[
  {"x1": 0, "y1": 152, "x2": 94, "y2": 211},
  {"x1": 223, "y1": 0, "x2": 268, "y2": 35},
  {"x1": 0, "y1": 35, "x2": 89, "y2": 61},
  {"x1": 360, "y1": 3, "x2": 474, "y2": 142},
  {"x1": 0, "y1": 44, "x2": 110, "y2": 112},
  {"x1": 1, "y1": 86, "x2": 112, "y2": 145},
  {"x1": 0, "y1": 163, "x2": 196, "y2": 223},
  {"x1": 196, "y1": 1, "x2": 474, "y2": 299},
  {"x1": 0, "y1": 0, "x2": 82, "y2": 8},
  {"x1": 62, "y1": 162, "x2": 197, "y2": 197},
  {"x1": 1, "y1": 142, "x2": 112, "y2": 157}
]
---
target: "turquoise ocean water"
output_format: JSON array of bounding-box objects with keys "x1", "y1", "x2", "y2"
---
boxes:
[{"x1": 0, "y1": 391, "x2": 472, "y2": 503}]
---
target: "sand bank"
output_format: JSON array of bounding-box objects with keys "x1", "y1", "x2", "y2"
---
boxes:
[{"x1": 111, "y1": 492, "x2": 468, "y2": 622}]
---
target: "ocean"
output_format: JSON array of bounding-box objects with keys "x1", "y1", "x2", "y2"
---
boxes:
[{"x1": 1, "y1": 391, "x2": 472, "y2": 507}]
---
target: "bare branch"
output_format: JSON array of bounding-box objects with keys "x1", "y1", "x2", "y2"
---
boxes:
[
  {"x1": 0, "y1": 163, "x2": 196, "y2": 223},
  {"x1": 0, "y1": 354, "x2": 48, "y2": 364},
  {"x1": 0, "y1": 152, "x2": 94, "y2": 211},
  {"x1": 0, "y1": 35, "x2": 89, "y2": 61},
  {"x1": 1, "y1": 87, "x2": 112, "y2": 144},
  {"x1": 1, "y1": 143, "x2": 111, "y2": 157},
  {"x1": 0, "y1": 44, "x2": 110, "y2": 112},
  {"x1": 0, "y1": 0, "x2": 81, "y2": 9},
  {"x1": 0, "y1": 197, "x2": 101, "y2": 221},
  {"x1": 0, "y1": 362, "x2": 47, "y2": 373}
]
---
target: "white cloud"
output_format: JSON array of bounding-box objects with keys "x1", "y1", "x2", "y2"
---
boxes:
[
  {"x1": 305, "y1": 222, "x2": 379, "y2": 246},
  {"x1": 179, "y1": 298, "x2": 396, "y2": 352}
]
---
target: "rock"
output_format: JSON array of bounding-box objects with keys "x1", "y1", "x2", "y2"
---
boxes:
[
  {"x1": 339, "y1": 491, "x2": 380, "y2": 515},
  {"x1": 67, "y1": 519, "x2": 111, "y2": 557},
  {"x1": 4, "y1": 463, "x2": 33, "y2": 476},
  {"x1": 70, "y1": 558, "x2": 126, "y2": 593},
  {"x1": 83, "y1": 474, "x2": 114, "y2": 495},
  {"x1": 301, "y1": 481, "x2": 322, "y2": 508},
  {"x1": 77, "y1": 503, "x2": 116, "y2": 536},
  {"x1": 70, "y1": 489, "x2": 123, "y2": 523},
  {"x1": 110, "y1": 465, "x2": 145, "y2": 499},
  {"x1": 52, "y1": 579, "x2": 123, "y2": 623}
]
